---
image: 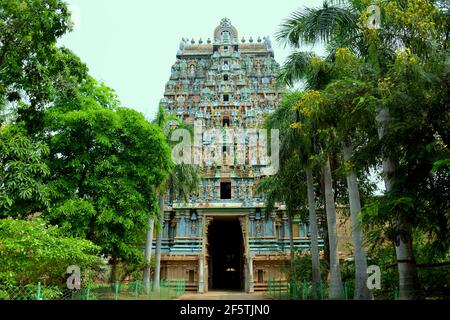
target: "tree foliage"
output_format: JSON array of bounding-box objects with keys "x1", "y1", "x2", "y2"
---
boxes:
[
  {"x1": 0, "y1": 218, "x2": 102, "y2": 286},
  {"x1": 0, "y1": 124, "x2": 50, "y2": 217},
  {"x1": 44, "y1": 80, "x2": 173, "y2": 267}
]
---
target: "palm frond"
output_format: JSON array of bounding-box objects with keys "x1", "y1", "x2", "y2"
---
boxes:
[
  {"x1": 276, "y1": 2, "x2": 360, "y2": 48},
  {"x1": 168, "y1": 163, "x2": 201, "y2": 202},
  {"x1": 277, "y1": 51, "x2": 315, "y2": 86}
]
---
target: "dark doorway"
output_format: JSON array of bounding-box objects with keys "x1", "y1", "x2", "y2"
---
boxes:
[
  {"x1": 220, "y1": 181, "x2": 231, "y2": 199},
  {"x1": 208, "y1": 217, "x2": 244, "y2": 290}
]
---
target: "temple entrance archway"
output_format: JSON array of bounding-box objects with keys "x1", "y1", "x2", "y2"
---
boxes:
[{"x1": 207, "y1": 216, "x2": 244, "y2": 291}]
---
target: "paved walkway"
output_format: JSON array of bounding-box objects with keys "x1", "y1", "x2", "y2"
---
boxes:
[{"x1": 178, "y1": 290, "x2": 274, "y2": 300}]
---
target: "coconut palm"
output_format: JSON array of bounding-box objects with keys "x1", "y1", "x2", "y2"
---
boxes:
[
  {"x1": 276, "y1": 1, "x2": 450, "y2": 300},
  {"x1": 277, "y1": 52, "x2": 346, "y2": 299},
  {"x1": 147, "y1": 106, "x2": 201, "y2": 292},
  {"x1": 257, "y1": 91, "x2": 323, "y2": 298},
  {"x1": 275, "y1": 0, "x2": 406, "y2": 299},
  {"x1": 279, "y1": 50, "x2": 375, "y2": 300},
  {"x1": 256, "y1": 92, "x2": 305, "y2": 278},
  {"x1": 276, "y1": 0, "x2": 431, "y2": 299}
]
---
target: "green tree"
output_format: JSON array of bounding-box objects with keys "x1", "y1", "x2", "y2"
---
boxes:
[
  {"x1": 322, "y1": 48, "x2": 376, "y2": 300},
  {"x1": 0, "y1": 123, "x2": 50, "y2": 218},
  {"x1": 277, "y1": 0, "x2": 449, "y2": 299},
  {"x1": 257, "y1": 92, "x2": 320, "y2": 291},
  {"x1": 0, "y1": 0, "x2": 88, "y2": 133},
  {"x1": 0, "y1": 218, "x2": 102, "y2": 286},
  {"x1": 278, "y1": 52, "x2": 346, "y2": 299},
  {"x1": 44, "y1": 80, "x2": 172, "y2": 282}
]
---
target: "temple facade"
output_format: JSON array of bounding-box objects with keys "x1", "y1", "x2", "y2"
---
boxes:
[{"x1": 158, "y1": 18, "x2": 323, "y2": 292}]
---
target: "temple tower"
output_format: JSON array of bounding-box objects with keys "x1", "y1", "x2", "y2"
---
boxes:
[{"x1": 159, "y1": 18, "x2": 321, "y2": 292}]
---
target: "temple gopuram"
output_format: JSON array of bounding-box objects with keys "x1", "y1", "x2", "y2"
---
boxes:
[{"x1": 158, "y1": 18, "x2": 323, "y2": 293}]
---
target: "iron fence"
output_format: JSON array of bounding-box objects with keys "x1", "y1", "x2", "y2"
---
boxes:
[
  {"x1": 266, "y1": 278, "x2": 399, "y2": 300},
  {"x1": 0, "y1": 279, "x2": 186, "y2": 300}
]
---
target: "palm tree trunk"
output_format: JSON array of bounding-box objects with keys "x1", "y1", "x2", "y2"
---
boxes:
[
  {"x1": 395, "y1": 235, "x2": 421, "y2": 299},
  {"x1": 110, "y1": 258, "x2": 117, "y2": 284},
  {"x1": 342, "y1": 140, "x2": 371, "y2": 300},
  {"x1": 323, "y1": 156, "x2": 344, "y2": 299},
  {"x1": 306, "y1": 166, "x2": 321, "y2": 298},
  {"x1": 153, "y1": 195, "x2": 165, "y2": 291},
  {"x1": 143, "y1": 215, "x2": 155, "y2": 294},
  {"x1": 376, "y1": 107, "x2": 421, "y2": 299}
]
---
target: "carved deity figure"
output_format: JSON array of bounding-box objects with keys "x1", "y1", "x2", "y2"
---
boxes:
[
  {"x1": 237, "y1": 71, "x2": 244, "y2": 83},
  {"x1": 264, "y1": 58, "x2": 272, "y2": 73},
  {"x1": 171, "y1": 60, "x2": 180, "y2": 78},
  {"x1": 252, "y1": 79, "x2": 258, "y2": 91},
  {"x1": 206, "y1": 184, "x2": 212, "y2": 200},
  {"x1": 201, "y1": 87, "x2": 211, "y2": 102},
  {"x1": 256, "y1": 220, "x2": 261, "y2": 237},
  {"x1": 189, "y1": 64, "x2": 196, "y2": 78},
  {"x1": 241, "y1": 87, "x2": 251, "y2": 101},
  {"x1": 182, "y1": 78, "x2": 190, "y2": 90},
  {"x1": 245, "y1": 57, "x2": 253, "y2": 73},
  {"x1": 176, "y1": 95, "x2": 186, "y2": 107},
  {"x1": 207, "y1": 71, "x2": 215, "y2": 83},
  {"x1": 180, "y1": 60, "x2": 188, "y2": 77}
]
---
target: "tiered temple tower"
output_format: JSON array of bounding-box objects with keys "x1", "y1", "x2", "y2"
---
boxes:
[{"x1": 158, "y1": 18, "x2": 321, "y2": 292}]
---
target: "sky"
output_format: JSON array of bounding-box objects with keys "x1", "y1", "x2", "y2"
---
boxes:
[{"x1": 59, "y1": 0, "x2": 326, "y2": 121}]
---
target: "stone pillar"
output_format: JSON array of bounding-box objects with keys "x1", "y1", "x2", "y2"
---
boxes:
[
  {"x1": 170, "y1": 216, "x2": 178, "y2": 241},
  {"x1": 239, "y1": 215, "x2": 254, "y2": 293},
  {"x1": 184, "y1": 212, "x2": 189, "y2": 237},
  {"x1": 271, "y1": 212, "x2": 277, "y2": 237},
  {"x1": 176, "y1": 212, "x2": 186, "y2": 238},
  {"x1": 198, "y1": 255, "x2": 205, "y2": 293},
  {"x1": 248, "y1": 253, "x2": 255, "y2": 293},
  {"x1": 231, "y1": 180, "x2": 237, "y2": 199},
  {"x1": 244, "y1": 262, "x2": 249, "y2": 292},
  {"x1": 198, "y1": 211, "x2": 205, "y2": 293},
  {"x1": 198, "y1": 215, "x2": 213, "y2": 293},
  {"x1": 248, "y1": 211, "x2": 255, "y2": 238},
  {"x1": 163, "y1": 212, "x2": 171, "y2": 239},
  {"x1": 282, "y1": 212, "x2": 289, "y2": 239}
]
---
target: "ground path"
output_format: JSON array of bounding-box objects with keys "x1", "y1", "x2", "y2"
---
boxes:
[{"x1": 177, "y1": 290, "x2": 274, "y2": 300}]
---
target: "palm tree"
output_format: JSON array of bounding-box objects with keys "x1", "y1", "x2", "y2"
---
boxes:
[
  {"x1": 325, "y1": 51, "x2": 377, "y2": 299},
  {"x1": 152, "y1": 199, "x2": 164, "y2": 291},
  {"x1": 258, "y1": 91, "x2": 323, "y2": 297},
  {"x1": 280, "y1": 52, "x2": 373, "y2": 299},
  {"x1": 256, "y1": 101, "x2": 303, "y2": 278},
  {"x1": 276, "y1": 0, "x2": 429, "y2": 299},
  {"x1": 148, "y1": 106, "x2": 201, "y2": 292},
  {"x1": 342, "y1": 140, "x2": 371, "y2": 299},
  {"x1": 305, "y1": 166, "x2": 321, "y2": 297},
  {"x1": 143, "y1": 210, "x2": 155, "y2": 293},
  {"x1": 278, "y1": 54, "x2": 345, "y2": 299}
]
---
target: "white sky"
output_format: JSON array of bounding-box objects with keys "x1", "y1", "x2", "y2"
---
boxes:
[{"x1": 59, "y1": 0, "x2": 326, "y2": 121}]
